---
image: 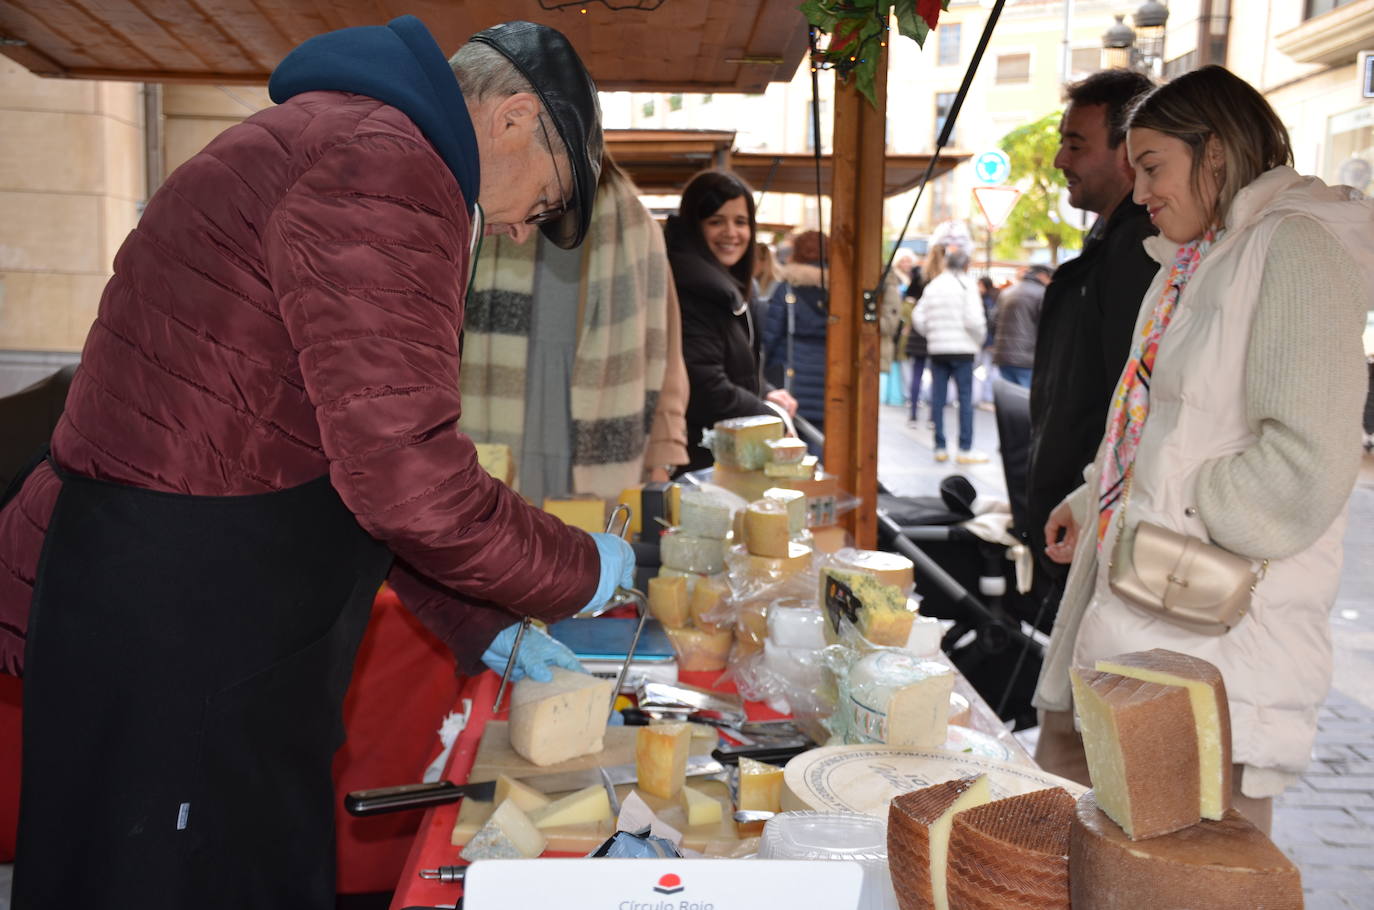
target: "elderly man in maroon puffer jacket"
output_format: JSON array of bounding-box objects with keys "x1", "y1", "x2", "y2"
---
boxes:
[{"x1": 0, "y1": 17, "x2": 636, "y2": 910}]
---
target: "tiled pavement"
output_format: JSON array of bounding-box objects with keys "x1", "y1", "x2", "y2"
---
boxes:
[{"x1": 878, "y1": 391, "x2": 1374, "y2": 910}]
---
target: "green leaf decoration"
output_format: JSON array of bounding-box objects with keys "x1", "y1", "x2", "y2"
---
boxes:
[{"x1": 800, "y1": 0, "x2": 944, "y2": 109}]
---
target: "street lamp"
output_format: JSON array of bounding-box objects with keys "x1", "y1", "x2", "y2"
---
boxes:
[{"x1": 1101, "y1": 1, "x2": 1169, "y2": 76}]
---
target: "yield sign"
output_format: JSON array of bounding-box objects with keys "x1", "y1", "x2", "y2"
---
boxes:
[{"x1": 972, "y1": 186, "x2": 1022, "y2": 231}]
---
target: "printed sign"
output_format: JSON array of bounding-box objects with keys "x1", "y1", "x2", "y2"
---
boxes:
[
  {"x1": 972, "y1": 186, "x2": 1022, "y2": 231},
  {"x1": 974, "y1": 150, "x2": 1011, "y2": 185}
]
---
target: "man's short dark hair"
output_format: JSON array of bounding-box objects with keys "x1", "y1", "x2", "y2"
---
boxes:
[
  {"x1": 1063, "y1": 69, "x2": 1155, "y2": 148},
  {"x1": 1025, "y1": 264, "x2": 1054, "y2": 282}
]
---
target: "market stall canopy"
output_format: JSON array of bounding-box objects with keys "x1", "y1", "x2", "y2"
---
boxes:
[
  {"x1": 0, "y1": 0, "x2": 808, "y2": 90},
  {"x1": 606, "y1": 129, "x2": 972, "y2": 198}
]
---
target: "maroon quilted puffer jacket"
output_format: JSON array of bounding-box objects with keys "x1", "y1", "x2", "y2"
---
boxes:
[{"x1": 0, "y1": 91, "x2": 599, "y2": 676}]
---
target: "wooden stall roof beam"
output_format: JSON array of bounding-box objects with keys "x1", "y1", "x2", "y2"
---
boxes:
[
  {"x1": 0, "y1": 0, "x2": 809, "y2": 91},
  {"x1": 823, "y1": 50, "x2": 886, "y2": 549}
]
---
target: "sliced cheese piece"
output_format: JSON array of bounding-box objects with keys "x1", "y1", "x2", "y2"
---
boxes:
[
  {"x1": 636, "y1": 722, "x2": 692, "y2": 799},
  {"x1": 474, "y1": 443, "x2": 516, "y2": 486},
  {"x1": 765, "y1": 436, "x2": 808, "y2": 464},
  {"x1": 946, "y1": 788, "x2": 1074, "y2": 910},
  {"x1": 542, "y1": 497, "x2": 606, "y2": 533},
  {"x1": 1095, "y1": 648, "x2": 1232, "y2": 820},
  {"x1": 508, "y1": 667, "x2": 615, "y2": 767},
  {"x1": 763, "y1": 453, "x2": 818, "y2": 479},
  {"x1": 831, "y1": 547, "x2": 915, "y2": 592},
  {"x1": 648, "y1": 574, "x2": 690, "y2": 629},
  {"x1": 887, "y1": 775, "x2": 993, "y2": 910},
  {"x1": 688, "y1": 575, "x2": 730, "y2": 632},
  {"x1": 683, "y1": 784, "x2": 724, "y2": 826},
  {"x1": 660, "y1": 528, "x2": 726, "y2": 574},
  {"x1": 679, "y1": 489, "x2": 732, "y2": 539},
  {"x1": 664, "y1": 625, "x2": 734, "y2": 671},
  {"x1": 744, "y1": 499, "x2": 791, "y2": 558},
  {"x1": 460, "y1": 798, "x2": 547, "y2": 860},
  {"x1": 1071, "y1": 667, "x2": 1200, "y2": 839},
  {"x1": 527, "y1": 784, "x2": 612, "y2": 829},
  {"x1": 820, "y1": 568, "x2": 914, "y2": 646},
  {"x1": 763, "y1": 487, "x2": 807, "y2": 535},
  {"x1": 714, "y1": 414, "x2": 785, "y2": 470},
  {"x1": 1071, "y1": 790, "x2": 1302, "y2": 910},
  {"x1": 493, "y1": 774, "x2": 550, "y2": 814},
  {"x1": 738, "y1": 756, "x2": 784, "y2": 812}
]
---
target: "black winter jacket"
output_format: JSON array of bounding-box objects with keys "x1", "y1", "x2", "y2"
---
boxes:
[
  {"x1": 665, "y1": 216, "x2": 774, "y2": 474},
  {"x1": 1027, "y1": 197, "x2": 1159, "y2": 581},
  {"x1": 992, "y1": 278, "x2": 1045, "y2": 369},
  {"x1": 763, "y1": 262, "x2": 828, "y2": 430}
]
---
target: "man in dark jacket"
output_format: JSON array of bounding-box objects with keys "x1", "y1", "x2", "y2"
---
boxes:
[
  {"x1": 992, "y1": 265, "x2": 1051, "y2": 387},
  {"x1": 1027, "y1": 69, "x2": 1158, "y2": 594},
  {"x1": 1, "y1": 18, "x2": 635, "y2": 909}
]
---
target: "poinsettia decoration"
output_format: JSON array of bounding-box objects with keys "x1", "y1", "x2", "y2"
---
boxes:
[{"x1": 800, "y1": 0, "x2": 951, "y2": 106}]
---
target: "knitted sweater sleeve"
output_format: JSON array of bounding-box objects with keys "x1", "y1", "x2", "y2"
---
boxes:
[{"x1": 1195, "y1": 216, "x2": 1367, "y2": 559}]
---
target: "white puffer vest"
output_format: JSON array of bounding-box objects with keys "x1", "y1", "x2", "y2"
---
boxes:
[{"x1": 1035, "y1": 167, "x2": 1374, "y2": 797}]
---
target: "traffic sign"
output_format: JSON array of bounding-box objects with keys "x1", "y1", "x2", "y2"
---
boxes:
[
  {"x1": 974, "y1": 150, "x2": 1011, "y2": 185},
  {"x1": 972, "y1": 186, "x2": 1022, "y2": 231}
]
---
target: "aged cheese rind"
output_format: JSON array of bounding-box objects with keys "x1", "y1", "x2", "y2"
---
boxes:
[
  {"x1": 679, "y1": 489, "x2": 732, "y2": 539},
  {"x1": 460, "y1": 798, "x2": 547, "y2": 860},
  {"x1": 888, "y1": 775, "x2": 993, "y2": 910},
  {"x1": 1071, "y1": 667, "x2": 1200, "y2": 839},
  {"x1": 636, "y1": 722, "x2": 692, "y2": 799},
  {"x1": 508, "y1": 668, "x2": 615, "y2": 767},
  {"x1": 648, "y1": 574, "x2": 690, "y2": 629},
  {"x1": 946, "y1": 788, "x2": 1074, "y2": 910},
  {"x1": 1095, "y1": 648, "x2": 1233, "y2": 820},
  {"x1": 744, "y1": 499, "x2": 791, "y2": 557},
  {"x1": 660, "y1": 529, "x2": 726, "y2": 574},
  {"x1": 1070, "y1": 790, "x2": 1302, "y2": 909}
]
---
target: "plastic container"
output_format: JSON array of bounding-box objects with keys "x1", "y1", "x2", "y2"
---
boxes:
[{"x1": 758, "y1": 811, "x2": 897, "y2": 910}]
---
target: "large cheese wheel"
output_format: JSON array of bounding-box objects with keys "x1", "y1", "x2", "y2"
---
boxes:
[
  {"x1": 1070, "y1": 790, "x2": 1302, "y2": 909},
  {"x1": 831, "y1": 547, "x2": 916, "y2": 591},
  {"x1": 888, "y1": 776, "x2": 993, "y2": 910},
  {"x1": 946, "y1": 788, "x2": 1073, "y2": 910}
]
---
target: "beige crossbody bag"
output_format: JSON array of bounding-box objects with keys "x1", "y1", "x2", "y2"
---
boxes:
[{"x1": 1107, "y1": 470, "x2": 1268, "y2": 635}]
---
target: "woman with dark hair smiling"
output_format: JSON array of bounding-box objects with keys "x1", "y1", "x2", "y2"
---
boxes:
[
  {"x1": 1034, "y1": 65, "x2": 1374, "y2": 831},
  {"x1": 666, "y1": 170, "x2": 797, "y2": 474}
]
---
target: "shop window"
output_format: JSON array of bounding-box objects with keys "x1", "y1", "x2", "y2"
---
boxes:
[
  {"x1": 938, "y1": 24, "x2": 961, "y2": 66},
  {"x1": 935, "y1": 91, "x2": 956, "y2": 146},
  {"x1": 1305, "y1": 0, "x2": 1359, "y2": 18}
]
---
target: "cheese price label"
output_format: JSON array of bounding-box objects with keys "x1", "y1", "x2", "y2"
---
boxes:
[{"x1": 823, "y1": 575, "x2": 860, "y2": 634}]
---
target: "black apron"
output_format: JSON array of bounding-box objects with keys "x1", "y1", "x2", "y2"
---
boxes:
[{"x1": 13, "y1": 457, "x2": 393, "y2": 909}]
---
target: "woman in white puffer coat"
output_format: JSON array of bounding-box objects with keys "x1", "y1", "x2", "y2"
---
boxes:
[
  {"x1": 1033, "y1": 65, "x2": 1374, "y2": 834},
  {"x1": 913, "y1": 247, "x2": 987, "y2": 463}
]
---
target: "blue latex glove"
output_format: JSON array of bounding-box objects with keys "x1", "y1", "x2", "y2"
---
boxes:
[
  {"x1": 481, "y1": 622, "x2": 584, "y2": 683},
  {"x1": 579, "y1": 532, "x2": 637, "y2": 614}
]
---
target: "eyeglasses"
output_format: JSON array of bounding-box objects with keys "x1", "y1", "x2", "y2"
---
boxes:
[{"x1": 525, "y1": 115, "x2": 569, "y2": 226}]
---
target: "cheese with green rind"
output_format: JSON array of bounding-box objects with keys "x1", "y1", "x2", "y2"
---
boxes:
[
  {"x1": 714, "y1": 415, "x2": 785, "y2": 469},
  {"x1": 660, "y1": 528, "x2": 726, "y2": 574},
  {"x1": 460, "y1": 798, "x2": 547, "y2": 860}
]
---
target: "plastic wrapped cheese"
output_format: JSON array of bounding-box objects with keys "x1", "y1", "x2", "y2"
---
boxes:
[
  {"x1": 763, "y1": 487, "x2": 807, "y2": 535},
  {"x1": 743, "y1": 541, "x2": 814, "y2": 582},
  {"x1": 660, "y1": 528, "x2": 726, "y2": 574},
  {"x1": 820, "y1": 567, "x2": 915, "y2": 646},
  {"x1": 688, "y1": 575, "x2": 730, "y2": 632},
  {"x1": 713, "y1": 414, "x2": 785, "y2": 470},
  {"x1": 838, "y1": 650, "x2": 954, "y2": 748},
  {"x1": 648, "y1": 574, "x2": 690, "y2": 629},
  {"x1": 830, "y1": 547, "x2": 915, "y2": 594},
  {"x1": 679, "y1": 489, "x2": 732, "y2": 540},
  {"x1": 664, "y1": 626, "x2": 733, "y2": 671},
  {"x1": 744, "y1": 499, "x2": 792, "y2": 558}
]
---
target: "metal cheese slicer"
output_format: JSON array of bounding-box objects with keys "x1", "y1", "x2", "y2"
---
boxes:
[{"x1": 492, "y1": 503, "x2": 649, "y2": 726}]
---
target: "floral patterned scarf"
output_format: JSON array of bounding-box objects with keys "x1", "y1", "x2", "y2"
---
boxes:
[{"x1": 1097, "y1": 228, "x2": 1223, "y2": 545}]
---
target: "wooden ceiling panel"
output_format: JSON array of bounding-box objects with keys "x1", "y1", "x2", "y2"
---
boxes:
[{"x1": 0, "y1": 0, "x2": 809, "y2": 90}]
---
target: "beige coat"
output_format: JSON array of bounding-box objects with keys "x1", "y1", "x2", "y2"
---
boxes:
[{"x1": 1034, "y1": 168, "x2": 1374, "y2": 797}]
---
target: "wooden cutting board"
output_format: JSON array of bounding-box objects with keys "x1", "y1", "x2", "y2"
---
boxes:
[{"x1": 452, "y1": 722, "x2": 742, "y2": 854}]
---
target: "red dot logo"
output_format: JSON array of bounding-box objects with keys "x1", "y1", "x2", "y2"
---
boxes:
[{"x1": 653, "y1": 873, "x2": 685, "y2": 894}]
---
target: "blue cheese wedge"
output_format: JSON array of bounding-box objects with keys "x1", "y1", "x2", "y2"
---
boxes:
[{"x1": 459, "y1": 798, "x2": 546, "y2": 861}]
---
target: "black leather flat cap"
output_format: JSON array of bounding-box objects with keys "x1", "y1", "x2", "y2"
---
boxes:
[{"x1": 470, "y1": 21, "x2": 602, "y2": 249}]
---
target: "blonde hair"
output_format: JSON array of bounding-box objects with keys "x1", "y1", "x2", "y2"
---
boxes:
[
  {"x1": 753, "y1": 242, "x2": 781, "y2": 285},
  {"x1": 924, "y1": 242, "x2": 947, "y2": 279},
  {"x1": 1126, "y1": 65, "x2": 1292, "y2": 229}
]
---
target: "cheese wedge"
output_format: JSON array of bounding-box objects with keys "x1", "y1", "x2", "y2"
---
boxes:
[
  {"x1": 763, "y1": 487, "x2": 807, "y2": 534},
  {"x1": 738, "y1": 756, "x2": 784, "y2": 812},
  {"x1": 1095, "y1": 649, "x2": 1232, "y2": 820},
  {"x1": 664, "y1": 626, "x2": 733, "y2": 671},
  {"x1": 508, "y1": 667, "x2": 615, "y2": 767},
  {"x1": 528, "y1": 784, "x2": 612, "y2": 829},
  {"x1": 714, "y1": 414, "x2": 785, "y2": 469},
  {"x1": 688, "y1": 575, "x2": 730, "y2": 632},
  {"x1": 1071, "y1": 667, "x2": 1201, "y2": 839},
  {"x1": 492, "y1": 774, "x2": 550, "y2": 814},
  {"x1": 946, "y1": 788, "x2": 1074, "y2": 910},
  {"x1": 888, "y1": 775, "x2": 992, "y2": 910},
  {"x1": 683, "y1": 784, "x2": 724, "y2": 826},
  {"x1": 460, "y1": 798, "x2": 546, "y2": 860},
  {"x1": 636, "y1": 722, "x2": 693, "y2": 799},
  {"x1": 820, "y1": 568, "x2": 914, "y2": 646},
  {"x1": 765, "y1": 436, "x2": 808, "y2": 465},
  {"x1": 648, "y1": 574, "x2": 690, "y2": 629}
]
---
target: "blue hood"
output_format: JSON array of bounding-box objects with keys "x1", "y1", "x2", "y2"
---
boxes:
[{"x1": 268, "y1": 15, "x2": 479, "y2": 211}]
